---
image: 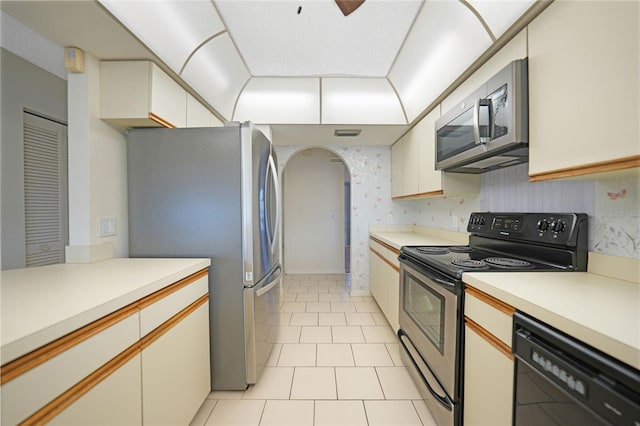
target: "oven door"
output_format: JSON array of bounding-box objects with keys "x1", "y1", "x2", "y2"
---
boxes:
[{"x1": 399, "y1": 256, "x2": 463, "y2": 410}]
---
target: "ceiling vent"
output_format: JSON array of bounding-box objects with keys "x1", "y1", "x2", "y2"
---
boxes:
[{"x1": 334, "y1": 129, "x2": 362, "y2": 137}]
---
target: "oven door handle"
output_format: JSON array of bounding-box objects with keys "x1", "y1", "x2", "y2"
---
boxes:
[
  {"x1": 399, "y1": 255, "x2": 458, "y2": 290},
  {"x1": 398, "y1": 329, "x2": 454, "y2": 411}
]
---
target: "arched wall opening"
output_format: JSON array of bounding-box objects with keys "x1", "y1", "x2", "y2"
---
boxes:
[{"x1": 280, "y1": 147, "x2": 351, "y2": 277}]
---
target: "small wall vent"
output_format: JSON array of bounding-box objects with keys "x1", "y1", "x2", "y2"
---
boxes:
[{"x1": 334, "y1": 129, "x2": 361, "y2": 137}]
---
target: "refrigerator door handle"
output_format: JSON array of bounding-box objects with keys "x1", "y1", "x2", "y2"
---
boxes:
[
  {"x1": 267, "y1": 154, "x2": 281, "y2": 253},
  {"x1": 256, "y1": 265, "x2": 282, "y2": 297}
]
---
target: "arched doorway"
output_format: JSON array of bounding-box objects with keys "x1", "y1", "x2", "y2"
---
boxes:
[{"x1": 282, "y1": 147, "x2": 351, "y2": 275}]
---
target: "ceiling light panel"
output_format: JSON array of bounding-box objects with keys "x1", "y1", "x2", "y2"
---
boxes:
[
  {"x1": 181, "y1": 34, "x2": 250, "y2": 120},
  {"x1": 467, "y1": 0, "x2": 536, "y2": 39},
  {"x1": 99, "y1": 0, "x2": 224, "y2": 73},
  {"x1": 322, "y1": 78, "x2": 406, "y2": 124},
  {"x1": 389, "y1": 0, "x2": 492, "y2": 122},
  {"x1": 234, "y1": 78, "x2": 320, "y2": 124},
  {"x1": 214, "y1": 0, "x2": 422, "y2": 77}
]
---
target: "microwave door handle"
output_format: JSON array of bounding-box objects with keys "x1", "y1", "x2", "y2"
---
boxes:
[{"x1": 473, "y1": 98, "x2": 492, "y2": 144}]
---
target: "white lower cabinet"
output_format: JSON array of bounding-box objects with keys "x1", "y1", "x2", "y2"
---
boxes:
[
  {"x1": 463, "y1": 323, "x2": 514, "y2": 426},
  {"x1": 369, "y1": 238, "x2": 400, "y2": 331},
  {"x1": 50, "y1": 355, "x2": 143, "y2": 426},
  {"x1": 1, "y1": 270, "x2": 210, "y2": 426},
  {"x1": 142, "y1": 302, "x2": 211, "y2": 426},
  {"x1": 463, "y1": 286, "x2": 515, "y2": 426}
]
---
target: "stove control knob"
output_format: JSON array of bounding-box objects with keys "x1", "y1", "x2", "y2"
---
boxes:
[
  {"x1": 479, "y1": 217, "x2": 486, "y2": 225},
  {"x1": 551, "y1": 220, "x2": 565, "y2": 233},
  {"x1": 537, "y1": 219, "x2": 550, "y2": 231}
]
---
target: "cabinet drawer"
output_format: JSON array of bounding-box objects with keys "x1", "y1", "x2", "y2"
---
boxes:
[
  {"x1": 369, "y1": 238, "x2": 400, "y2": 269},
  {"x1": 1, "y1": 313, "x2": 140, "y2": 425},
  {"x1": 464, "y1": 287, "x2": 514, "y2": 347},
  {"x1": 140, "y1": 273, "x2": 208, "y2": 337}
]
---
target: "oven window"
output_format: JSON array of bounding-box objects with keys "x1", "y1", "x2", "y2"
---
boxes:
[{"x1": 403, "y1": 272, "x2": 446, "y2": 354}]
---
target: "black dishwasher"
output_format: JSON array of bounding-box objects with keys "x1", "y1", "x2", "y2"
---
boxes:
[{"x1": 513, "y1": 312, "x2": 640, "y2": 426}]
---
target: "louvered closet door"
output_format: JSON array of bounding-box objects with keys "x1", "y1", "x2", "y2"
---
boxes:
[{"x1": 23, "y1": 112, "x2": 68, "y2": 267}]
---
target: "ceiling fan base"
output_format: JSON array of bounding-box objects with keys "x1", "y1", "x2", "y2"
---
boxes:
[{"x1": 335, "y1": 0, "x2": 366, "y2": 16}]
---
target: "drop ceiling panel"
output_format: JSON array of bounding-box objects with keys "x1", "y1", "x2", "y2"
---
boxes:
[
  {"x1": 322, "y1": 78, "x2": 406, "y2": 124},
  {"x1": 389, "y1": 0, "x2": 492, "y2": 122},
  {"x1": 468, "y1": 0, "x2": 536, "y2": 39},
  {"x1": 214, "y1": 0, "x2": 422, "y2": 77},
  {"x1": 181, "y1": 34, "x2": 250, "y2": 120},
  {"x1": 234, "y1": 78, "x2": 320, "y2": 124},
  {"x1": 99, "y1": 0, "x2": 224, "y2": 73}
]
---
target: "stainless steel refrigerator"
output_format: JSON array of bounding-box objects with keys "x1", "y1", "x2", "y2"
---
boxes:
[{"x1": 127, "y1": 122, "x2": 282, "y2": 390}]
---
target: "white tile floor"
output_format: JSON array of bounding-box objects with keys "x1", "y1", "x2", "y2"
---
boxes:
[{"x1": 190, "y1": 274, "x2": 438, "y2": 426}]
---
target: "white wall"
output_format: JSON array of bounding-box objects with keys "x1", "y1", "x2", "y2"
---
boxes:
[
  {"x1": 283, "y1": 148, "x2": 345, "y2": 274},
  {"x1": 67, "y1": 52, "x2": 129, "y2": 259}
]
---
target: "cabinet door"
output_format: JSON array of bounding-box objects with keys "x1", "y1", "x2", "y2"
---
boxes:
[
  {"x1": 150, "y1": 63, "x2": 187, "y2": 128},
  {"x1": 528, "y1": 1, "x2": 639, "y2": 178},
  {"x1": 381, "y1": 261, "x2": 400, "y2": 332},
  {"x1": 50, "y1": 355, "x2": 142, "y2": 426},
  {"x1": 464, "y1": 323, "x2": 513, "y2": 426},
  {"x1": 186, "y1": 93, "x2": 220, "y2": 128},
  {"x1": 142, "y1": 302, "x2": 211, "y2": 426},
  {"x1": 403, "y1": 130, "x2": 420, "y2": 196},
  {"x1": 391, "y1": 140, "x2": 404, "y2": 198},
  {"x1": 369, "y1": 249, "x2": 380, "y2": 301},
  {"x1": 416, "y1": 108, "x2": 443, "y2": 194}
]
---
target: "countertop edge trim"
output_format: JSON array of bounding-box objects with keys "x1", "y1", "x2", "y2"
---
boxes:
[
  {"x1": 369, "y1": 236, "x2": 401, "y2": 255},
  {"x1": 465, "y1": 317, "x2": 514, "y2": 361},
  {"x1": 465, "y1": 285, "x2": 516, "y2": 316},
  {"x1": 141, "y1": 294, "x2": 209, "y2": 350},
  {"x1": 370, "y1": 248, "x2": 400, "y2": 273},
  {"x1": 19, "y1": 342, "x2": 142, "y2": 426}
]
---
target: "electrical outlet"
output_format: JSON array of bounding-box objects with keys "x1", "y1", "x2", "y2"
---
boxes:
[
  {"x1": 98, "y1": 217, "x2": 117, "y2": 237},
  {"x1": 451, "y1": 215, "x2": 459, "y2": 228}
]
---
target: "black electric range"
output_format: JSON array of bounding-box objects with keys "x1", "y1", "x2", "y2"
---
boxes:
[
  {"x1": 401, "y1": 212, "x2": 589, "y2": 280},
  {"x1": 397, "y1": 212, "x2": 589, "y2": 426}
]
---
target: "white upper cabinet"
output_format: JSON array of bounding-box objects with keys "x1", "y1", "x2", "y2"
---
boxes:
[
  {"x1": 527, "y1": 0, "x2": 640, "y2": 179},
  {"x1": 322, "y1": 78, "x2": 406, "y2": 125},
  {"x1": 233, "y1": 78, "x2": 320, "y2": 124},
  {"x1": 99, "y1": 0, "x2": 224, "y2": 73},
  {"x1": 181, "y1": 34, "x2": 251, "y2": 121},
  {"x1": 389, "y1": 0, "x2": 492, "y2": 122},
  {"x1": 467, "y1": 0, "x2": 535, "y2": 39},
  {"x1": 100, "y1": 61, "x2": 187, "y2": 128},
  {"x1": 440, "y1": 29, "x2": 527, "y2": 114},
  {"x1": 186, "y1": 94, "x2": 223, "y2": 128}
]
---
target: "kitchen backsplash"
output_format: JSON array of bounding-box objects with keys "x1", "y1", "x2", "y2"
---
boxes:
[{"x1": 395, "y1": 163, "x2": 640, "y2": 259}]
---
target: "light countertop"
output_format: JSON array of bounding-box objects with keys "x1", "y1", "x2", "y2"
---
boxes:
[
  {"x1": 1, "y1": 258, "x2": 211, "y2": 364},
  {"x1": 370, "y1": 224, "x2": 469, "y2": 250},
  {"x1": 464, "y1": 271, "x2": 640, "y2": 370}
]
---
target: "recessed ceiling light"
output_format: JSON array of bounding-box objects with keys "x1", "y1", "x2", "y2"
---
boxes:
[{"x1": 334, "y1": 129, "x2": 362, "y2": 137}]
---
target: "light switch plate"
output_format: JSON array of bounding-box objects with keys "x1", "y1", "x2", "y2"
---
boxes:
[{"x1": 98, "y1": 217, "x2": 117, "y2": 237}]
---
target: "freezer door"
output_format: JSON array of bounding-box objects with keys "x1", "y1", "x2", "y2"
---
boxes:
[
  {"x1": 242, "y1": 125, "x2": 281, "y2": 287},
  {"x1": 244, "y1": 264, "x2": 282, "y2": 384}
]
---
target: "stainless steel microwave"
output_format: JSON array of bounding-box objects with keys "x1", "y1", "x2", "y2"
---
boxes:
[{"x1": 435, "y1": 58, "x2": 528, "y2": 173}]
